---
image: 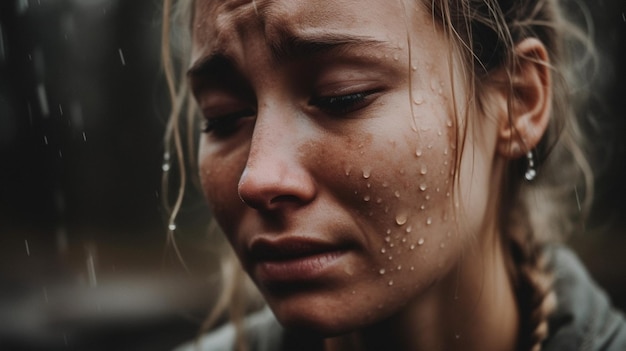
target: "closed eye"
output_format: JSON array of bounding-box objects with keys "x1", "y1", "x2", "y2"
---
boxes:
[
  {"x1": 202, "y1": 109, "x2": 256, "y2": 137},
  {"x1": 309, "y1": 90, "x2": 378, "y2": 115}
]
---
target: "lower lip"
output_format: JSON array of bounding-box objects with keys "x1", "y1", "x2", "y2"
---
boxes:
[{"x1": 255, "y1": 251, "x2": 346, "y2": 283}]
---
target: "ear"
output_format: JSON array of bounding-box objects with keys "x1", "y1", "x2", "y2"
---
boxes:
[{"x1": 494, "y1": 38, "x2": 552, "y2": 159}]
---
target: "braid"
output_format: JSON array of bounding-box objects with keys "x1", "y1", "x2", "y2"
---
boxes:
[{"x1": 505, "y1": 206, "x2": 558, "y2": 351}]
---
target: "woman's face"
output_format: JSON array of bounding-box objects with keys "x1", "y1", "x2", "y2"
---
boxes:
[{"x1": 191, "y1": 0, "x2": 498, "y2": 334}]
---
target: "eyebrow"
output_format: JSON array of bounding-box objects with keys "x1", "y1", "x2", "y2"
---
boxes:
[{"x1": 187, "y1": 32, "x2": 387, "y2": 79}]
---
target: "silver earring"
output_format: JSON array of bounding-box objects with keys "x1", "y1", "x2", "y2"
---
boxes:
[{"x1": 524, "y1": 151, "x2": 537, "y2": 181}]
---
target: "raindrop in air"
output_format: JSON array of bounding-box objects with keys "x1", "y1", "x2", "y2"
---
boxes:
[
  {"x1": 24, "y1": 239, "x2": 30, "y2": 256},
  {"x1": 118, "y1": 48, "x2": 126, "y2": 66}
]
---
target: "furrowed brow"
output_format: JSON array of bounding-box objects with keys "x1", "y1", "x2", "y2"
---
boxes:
[{"x1": 269, "y1": 33, "x2": 387, "y2": 62}]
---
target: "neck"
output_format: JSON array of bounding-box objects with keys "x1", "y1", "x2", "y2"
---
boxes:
[{"x1": 324, "y1": 226, "x2": 519, "y2": 351}]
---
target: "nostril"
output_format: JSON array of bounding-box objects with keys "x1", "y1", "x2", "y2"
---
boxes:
[{"x1": 269, "y1": 194, "x2": 301, "y2": 205}]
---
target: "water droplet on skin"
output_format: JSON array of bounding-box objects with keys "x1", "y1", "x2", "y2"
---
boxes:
[
  {"x1": 418, "y1": 238, "x2": 425, "y2": 245},
  {"x1": 410, "y1": 244, "x2": 416, "y2": 250},
  {"x1": 381, "y1": 248, "x2": 386, "y2": 254},
  {"x1": 162, "y1": 163, "x2": 171, "y2": 172},
  {"x1": 362, "y1": 168, "x2": 371, "y2": 179},
  {"x1": 385, "y1": 236, "x2": 391, "y2": 243},
  {"x1": 405, "y1": 225, "x2": 412, "y2": 233},
  {"x1": 168, "y1": 223, "x2": 177, "y2": 231},
  {"x1": 437, "y1": 130, "x2": 443, "y2": 136},
  {"x1": 426, "y1": 217, "x2": 432, "y2": 225},
  {"x1": 389, "y1": 243, "x2": 395, "y2": 248},
  {"x1": 440, "y1": 243, "x2": 446, "y2": 249},
  {"x1": 427, "y1": 144, "x2": 433, "y2": 149},
  {"x1": 351, "y1": 290, "x2": 356, "y2": 295},
  {"x1": 420, "y1": 165, "x2": 428, "y2": 175},
  {"x1": 420, "y1": 205, "x2": 426, "y2": 210},
  {"x1": 345, "y1": 166, "x2": 352, "y2": 176},
  {"x1": 401, "y1": 238, "x2": 407, "y2": 243},
  {"x1": 447, "y1": 119, "x2": 453, "y2": 128},
  {"x1": 410, "y1": 266, "x2": 415, "y2": 271},
  {"x1": 388, "y1": 256, "x2": 393, "y2": 261},
  {"x1": 379, "y1": 268, "x2": 386, "y2": 275},
  {"x1": 394, "y1": 191, "x2": 401, "y2": 198},
  {"x1": 413, "y1": 93, "x2": 424, "y2": 105},
  {"x1": 366, "y1": 183, "x2": 372, "y2": 188},
  {"x1": 436, "y1": 187, "x2": 440, "y2": 193},
  {"x1": 386, "y1": 229, "x2": 392, "y2": 235},
  {"x1": 364, "y1": 195, "x2": 371, "y2": 202},
  {"x1": 376, "y1": 197, "x2": 383, "y2": 204},
  {"x1": 419, "y1": 183, "x2": 427, "y2": 191},
  {"x1": 415, "y1": 149, "x2": 423, "y2": 157},
  {"x1": 388, "y1": 280, "x2": 394, "y2": 286},
  {"x1": 395, "y1": 213, "x2": 408, "y2": 226},
  {"x1": 393, "y1": 54, "x2": 399, "y2": 61},
  {"x1": 411, "y1": 65, "x2": 417, "y2": 71},
  {"x1": 425, "y1": 195, "x2": 431, "y2": 201},
  {"x1": 397, "y1": 265, "x2": 402, "y2": 270}
]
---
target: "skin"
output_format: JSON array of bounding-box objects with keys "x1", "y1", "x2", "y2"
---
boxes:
[{"x1": 189, "y1": 0, "x2": 552, "y2": 350}]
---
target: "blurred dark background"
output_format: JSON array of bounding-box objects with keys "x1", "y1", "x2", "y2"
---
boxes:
[{"x1": 0, "y1": 0, "x2": 624, "y2": 350}]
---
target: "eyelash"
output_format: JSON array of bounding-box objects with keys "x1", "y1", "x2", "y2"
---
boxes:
[
  {"x1": 201, "y1": 109, "x2": 255, "y2": 136},
  {"x1": 310, "y1": 91, "x2": 376, "y2": 115},
  {"x1": 200, "y1": 90, "x2": 377, "y2": 135}
]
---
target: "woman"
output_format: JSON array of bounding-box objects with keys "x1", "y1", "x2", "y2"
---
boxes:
[{"x1": 162, "y1": 0, "x2": 626, "y2": 350}]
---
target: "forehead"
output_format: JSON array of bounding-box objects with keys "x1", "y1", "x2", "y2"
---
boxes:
[{"x1": 191, "y1": 0, "x2": 422, "y2": 60}]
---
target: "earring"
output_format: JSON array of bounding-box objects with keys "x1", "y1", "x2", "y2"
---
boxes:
[{"x1": 524, "y1": 150, "x2": 537, "y2": 181}]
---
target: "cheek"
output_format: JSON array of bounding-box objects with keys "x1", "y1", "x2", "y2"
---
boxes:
[{"x1": 198, "y1": 141, "x2": 248, "y2": 234}]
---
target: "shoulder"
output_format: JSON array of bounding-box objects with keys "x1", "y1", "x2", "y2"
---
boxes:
[
  {"x1": 173, "y1": 306, "x2": 284, "y2": 351},
  {"x1": 543, "y1": 245, "x2": 626, "y2": 351}
]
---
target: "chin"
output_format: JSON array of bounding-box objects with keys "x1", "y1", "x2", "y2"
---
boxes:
[{"x1": 266, "y1": 292, "x2": 368, "y2": 336}]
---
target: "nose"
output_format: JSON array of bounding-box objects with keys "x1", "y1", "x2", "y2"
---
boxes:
[{"x1": 237, "y1": 111, "x2": 316, "y2": 212}]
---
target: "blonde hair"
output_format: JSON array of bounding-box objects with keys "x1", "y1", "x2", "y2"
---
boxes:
[{"x1": 161, "y1": 0, "x2": 596, "y2": 350}]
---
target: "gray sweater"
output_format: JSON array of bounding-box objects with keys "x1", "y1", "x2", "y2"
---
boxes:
[{"x1": 176, "y1": 246, "x2": 626, "y2": 351}]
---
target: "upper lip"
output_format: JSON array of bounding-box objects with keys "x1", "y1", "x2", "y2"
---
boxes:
[{"x1": 249, "y1": 236, "x2": 346, "y2": 262}]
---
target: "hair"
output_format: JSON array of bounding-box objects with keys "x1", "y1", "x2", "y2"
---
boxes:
[{"x1": 160, "y1": 1, "x2": 596, "y2": 350}]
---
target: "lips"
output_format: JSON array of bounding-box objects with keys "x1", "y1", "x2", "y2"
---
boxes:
[{"x1": 249, "y1": 237, "x2": 349, "y2": 283}]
